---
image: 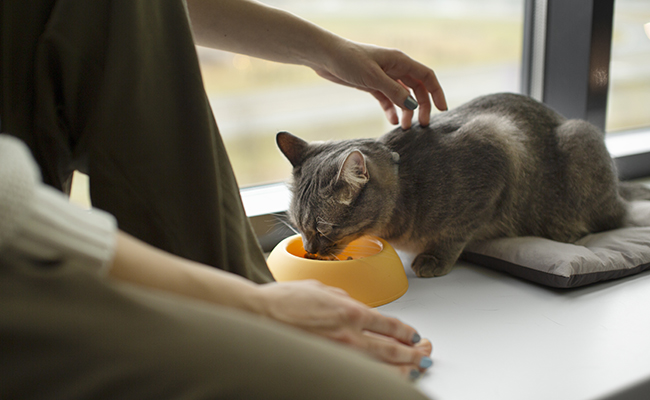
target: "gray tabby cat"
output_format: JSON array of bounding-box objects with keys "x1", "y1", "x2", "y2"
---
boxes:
[{"x1": 277, "y1": 92, "x2": 642, "y2": 277}]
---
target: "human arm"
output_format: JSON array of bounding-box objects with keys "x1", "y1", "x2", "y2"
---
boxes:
[
  {"x1": 0, "y1": 134, "x2": 431, "y2": 379},
  {"x1": 110, "y1": 230, "x2": 432, "y2": 378},
  {"x1": 185, "y1": 0, "x2": 447, "y2": 128},
  {"x1": 0, "y1": 135, "x2": 116, "y2": 271}
]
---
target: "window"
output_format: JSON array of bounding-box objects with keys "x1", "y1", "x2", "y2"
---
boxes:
[
  {"x1": 197, "y1": 0, "x2": 526, "y2": 188},
  {"x1": 607, "y1": 0, "x2": 650, "y2": 132},
  {"x1": 72, "y1": 0, "x2": 650, "y2": 250},
  {"x1": 604, "y1": 0, "x2": 650, "y2": 180},
  {"x1": 522, "y1": 0, "x2": 650, "y2": 181}
]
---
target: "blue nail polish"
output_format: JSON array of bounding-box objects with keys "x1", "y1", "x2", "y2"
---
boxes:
[
  {"x1": 419, "y1": 356, "x2": 433, "y2": 369},
  {"x1": 412, "y1": 332, "x2": 421, "y2": 344},
  {"x1": 409, "y1": 369, "x2": 421, "y2": 381},
  {"x1": 404, "y1": 96, "x2": 418, "y2": 110}
]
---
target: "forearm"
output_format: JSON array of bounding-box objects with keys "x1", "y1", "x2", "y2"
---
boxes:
[
  {"x1": 186, "y1": 0, "x2": 340, "y2": 69},
  {"x1": 186, "y1": 0, "x2": 447, "y2": 127},
  {"x1": 108, "y1": 231, "x2": 261, "y2": 312}
]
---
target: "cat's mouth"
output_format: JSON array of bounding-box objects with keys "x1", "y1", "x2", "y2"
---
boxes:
[
  {"x1": 301, "y1": 232, "x2": 365, "y2": 261},
  {"x1": 303, "y1": 241, "x2": 347, "y2": 261},
  {"x1": 304, "y1": 252, "x2": 355, "y2": 261},
  {"x1": 304, "y1": 252, "x2": 339, "y2": 261},
  {"x1": 302, "y1": 239, "x2": 356, "y2": 261}
]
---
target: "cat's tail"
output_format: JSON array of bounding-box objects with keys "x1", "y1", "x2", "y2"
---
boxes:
[{"x1": 618, "y1": 181, "x2": 650, "y2": 201}]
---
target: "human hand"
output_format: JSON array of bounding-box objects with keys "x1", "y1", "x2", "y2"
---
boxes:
[
  {"x1": 252, "y1": 280, "x2": 433, "y2": 380},
  {"x1": 384, "y1": 336, "x2": 433, "y2": 381},
  {"x1": 312, "y1": 40, "x2": 447, "y2": 130}
]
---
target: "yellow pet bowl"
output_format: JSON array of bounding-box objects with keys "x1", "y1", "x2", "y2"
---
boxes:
[{"x1": 267, "y1": 235, "x2": 408, "y2": 307}]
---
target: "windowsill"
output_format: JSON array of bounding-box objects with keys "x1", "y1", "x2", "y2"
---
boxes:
[
  {"x1": 606, "y1": 127, "x2": 650, "y2": 158},
  {"x1": 241, "y1": 127, "x2": 650, "y2": 251},
  {"x1": 240, "y1": 182, "x2": 292, "y2": 217}
]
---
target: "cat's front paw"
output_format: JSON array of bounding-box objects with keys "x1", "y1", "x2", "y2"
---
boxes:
[{"x1": 411, "y1": 254, "x2": 454, "y2": 278}]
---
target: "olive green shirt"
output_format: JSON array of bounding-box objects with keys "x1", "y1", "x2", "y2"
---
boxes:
[{"x1": 0, "y1": 0, "x2": 273, "y2": 283}]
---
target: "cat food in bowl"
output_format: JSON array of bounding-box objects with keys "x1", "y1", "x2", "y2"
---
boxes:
[{"x1": 267, "y1": 235, "x2": 408, "y2": 307}]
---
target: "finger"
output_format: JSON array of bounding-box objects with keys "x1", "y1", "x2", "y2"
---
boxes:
[
  {"x1": 406, "y1": 65, "x2": 447, "y2": 112},
  {"x1": 359, "y1": 331, "x2": 433, "y2": 368},
  {"x1": 370, "y1": 91, "x2": 399, "y2": 125},
  {"x1": 369, "y1": 65, "x2": 417, "y2": 114},
  {"x1": 412, "y1": 81, "x2": 432, "y2": 127},
  {"x1": 362, "y1": 310, "x2": 421, "y2": 346},
  {"x1": 415, "y1": 338, "x2": 433, "y2": 357},
  {"x1": 420, "y1": 70, "x2": 447, "y2": 111},
  {"x1": 386, "y1": 364, "x2": 423, "y2": 382},
  {"x1": 388, "y1": 60, "x2": 447, "y2": 112},
  {"x1": 366, "y1": 332, "x2": 433, "y2": 358},
  {"x1": 396, "y1": 80, "x2": 415, "y2": 129},
  {"x1": 397, "y1": 76, "x2": 430, "y2": 126},
  {"x1": 401, "y1": 108, "x2": 414, "y2": 130}
]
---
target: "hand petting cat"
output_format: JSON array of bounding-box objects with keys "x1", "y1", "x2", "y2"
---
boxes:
[
  {"x1": 187, "y1": 0, "x2": 447, "y2": 130},
  {"x1": 311, "y1": 40, "x2": 448, "y2": 130}
]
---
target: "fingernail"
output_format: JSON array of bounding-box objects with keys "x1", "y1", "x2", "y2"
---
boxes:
[
  {"x1": 419, "y1": 356, "x2": 433, "y2": 369},
  {"x1": 404, "y1": 96, "x2": 418, "y2": 110},
  {"x1": 409, "y1": 369, "x2": 421, "y2": 381},
  {"x1": 411, "y1": 332, "x2": 421, "y2": 344}
]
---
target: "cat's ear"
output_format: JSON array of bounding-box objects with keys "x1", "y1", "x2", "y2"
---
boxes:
[
  {"x1": 276, "y1": 131, "x2": 308, "y2": 168},
  {"x1": 337, "y1": 150, "x2": 369, "y2": 188}
]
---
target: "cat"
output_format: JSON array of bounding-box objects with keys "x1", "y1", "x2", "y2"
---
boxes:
[{"x1": 276, "y1": 92, "x2": 648, "y2": 278}]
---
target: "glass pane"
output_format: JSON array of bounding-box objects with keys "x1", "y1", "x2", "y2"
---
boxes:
[
  {"x1": 607, "y1": 0, "x2": 650, "y2": 133},
  {"x1": 198, "y1": 0, "x2": 524, "y2": 187}
]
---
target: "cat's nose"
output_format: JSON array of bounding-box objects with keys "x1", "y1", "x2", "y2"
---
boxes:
[
  {"x1": 304, "y1": 240, "x2": 318, "y2": 255},
  {"x1": 302, "y1": 235, "x2": 318, "y2": 254}
]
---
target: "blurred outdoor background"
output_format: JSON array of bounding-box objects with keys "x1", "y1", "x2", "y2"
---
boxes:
[
  {"x1": 608, "y1": 0, "x2": 650, "y2": 132},
  {"x1": 197, "y1": 0, "x2": 650, "y2": 188}
]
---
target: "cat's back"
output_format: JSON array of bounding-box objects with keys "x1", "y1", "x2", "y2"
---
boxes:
[
  {"x1": 379, "y1": 93, "x2": 565, "y2": 174},
  {"x1": 450, "y1": 92, "x2": 560, "y2": 117},
  {"x1": 376, "y1": 94, "x2": 537, "y2": 241},
  {"x1": 386, "y1": 93, "x2": 563, "y2": 139},
  {"x1": 377, "y1": 92, "x2": 623, "y2": 242}
]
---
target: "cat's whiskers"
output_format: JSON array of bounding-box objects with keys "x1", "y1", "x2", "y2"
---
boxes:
[{"x1": 269, "y1": 213, "x2": 299, "y2": 234}]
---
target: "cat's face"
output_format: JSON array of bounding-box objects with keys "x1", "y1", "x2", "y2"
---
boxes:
[
  {"x1": 277, "y1": 131, "x2": 377, "y2": 259},
  {"x1": 289, "y1": 178, "x2": 367, "y2": 259}
]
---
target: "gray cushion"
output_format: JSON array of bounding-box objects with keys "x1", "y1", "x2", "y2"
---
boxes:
[{"x1": 462, "y1": 201, "x2": 650, "y2": 288}]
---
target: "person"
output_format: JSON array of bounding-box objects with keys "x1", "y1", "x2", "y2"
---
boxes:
[{"x1": 0, "y1": 0, "x2": 447, "y2": 398}]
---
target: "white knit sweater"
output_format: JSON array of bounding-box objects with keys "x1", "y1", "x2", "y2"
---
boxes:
[{"x1": 0, "y1": 134, "x2": 116, "y2": 273}]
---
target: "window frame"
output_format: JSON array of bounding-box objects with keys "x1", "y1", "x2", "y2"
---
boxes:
[
  {"x1": 243, "y1": 0, "x2": 650, "y2": 252},
  {"x1": 522, "y1": 0, "x2": 650, "y2": 179}
]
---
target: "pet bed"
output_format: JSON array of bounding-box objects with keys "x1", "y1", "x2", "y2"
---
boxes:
[{"x1": 462, "y1": 201, "x2": 650, "y2": 288}]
